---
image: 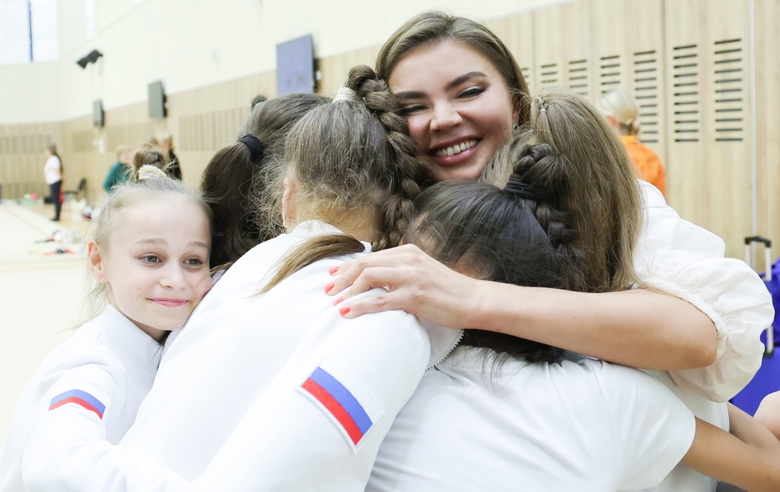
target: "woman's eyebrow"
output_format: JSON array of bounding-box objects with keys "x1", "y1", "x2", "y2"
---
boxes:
[
  {"x1": 445, "y1": 71, "x2": 487, "y2": 90},
  {"x1": 394, "y1": 71, "x2": 488, "y2": 100}
]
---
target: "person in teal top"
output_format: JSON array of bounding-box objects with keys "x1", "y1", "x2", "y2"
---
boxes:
[{"x1": 103, "y1": 145, "x2": 132, "y2": 193}]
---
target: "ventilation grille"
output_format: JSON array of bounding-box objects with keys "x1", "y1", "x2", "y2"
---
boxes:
[
  {"x1": 632, "y1": 50, "x2": 660, "y2": 144},
  {"x1": 567, "y1": 59, "x2": 589, "y2": 97},
  {"x1": 599, "y1": 54, "x2": 621, "y2": 93},
  {"x1": 0, "y1": 134, "x2": 51, "y2": 154},
  {"x1": 538, "y1": 62, "x2": 560, "y2": 87},
  {"x1": 179, "y1": 108, "x2": 247, "y2": 152},
  {"x1": 671, "y1": 44, "x2": 700, "y2": 143},
  {"x1": 713, "y1": 38, "x2": 744, "y2": 142}
]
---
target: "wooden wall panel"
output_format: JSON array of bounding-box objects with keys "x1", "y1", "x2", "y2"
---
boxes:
[
  {"x1": 755, "y1": 0, "x2": 780, "y2": 270},
  {"x1": 589, "y1": 0, "x2": 667, "y2": 167},
  {"x1": 317, "y1": 47, "x2": 380, "y2": 97},
  {"x1": 486, "y1": 13, "x2": 536, "y2": 94},
  {"x1": 530, "y1": 2, "x2": 592, "y2": 98},
  {"x1": 664, "y1": 0, "x2": 752, "y2": 258},
  {"x1": 0, "y1": 123, "x2": 55, "y2": 200}
]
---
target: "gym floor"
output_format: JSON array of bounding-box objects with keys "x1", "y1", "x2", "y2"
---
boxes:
[{"x1": 0, "y1": 199, "x2": 91, "y2": 450}]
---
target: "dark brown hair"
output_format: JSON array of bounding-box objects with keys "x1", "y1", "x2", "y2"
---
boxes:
[
  {"x1": 201, "y1": 93, "x2": 330, "y2": 269},
  {"x1": 132, "y1": 145, "x2": 168, "y2": 178},
  {"x1": 407, "y1": 88, "x2": 642, "y2": 363}
]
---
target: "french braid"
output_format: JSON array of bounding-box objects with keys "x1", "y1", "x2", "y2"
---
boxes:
[{"x1": 346, "y1": 65, "x2": 432, "y2": 250}]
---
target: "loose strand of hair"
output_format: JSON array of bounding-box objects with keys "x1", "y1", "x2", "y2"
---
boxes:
[{"x1": 258, "y1": 234, "x2": 365, "y2": 294}]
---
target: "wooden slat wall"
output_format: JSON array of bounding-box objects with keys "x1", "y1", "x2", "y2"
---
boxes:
[
  {"x1": 755, "y1": 0, "x2": 780, "y2": 268},
  {"x1": 0, "y1": 123, "x2": 56, "y2": 200},
  {"x1": 664, "y1": 0, "x2": 752, "y2": 258},
  {"x1": 2, "y1": 0, "x2": 778, "y2": 262},
  {"x1": 317, "y1": 46, "x2": 380, "y2": 97}
]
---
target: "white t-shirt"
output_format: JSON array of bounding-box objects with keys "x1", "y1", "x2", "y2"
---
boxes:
[
  {"x1": 43, "y1": 155, "x2": 61, "y2": 184},
  {"x1": 367, "y1": 346, "x2": 696, "y2": 492}
]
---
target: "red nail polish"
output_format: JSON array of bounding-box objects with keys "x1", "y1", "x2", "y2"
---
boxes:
[
  {"x1": 334, "y1": 297, "x2": 344, "y2": 306},
  {"x1": 329, "y1": 266, "x2": 339, "y2": 275},
  {"x1": 339, "y1": 306, "x2": 351, "y2": 316},
  {"x1": 325, "y1": 282, "x2": 335, "y2": 293}
]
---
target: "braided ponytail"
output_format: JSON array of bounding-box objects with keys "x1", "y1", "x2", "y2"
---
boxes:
[
  {"x1": 493, "y1": 88, "x2": 641, "y2": 293},
  {"x1": 346, "y1": 65, "x2": 431, "y2": 250},
  {"x1": 258, "y1": 65, "x2": 431, "y2": 294},
  {"x1": 504, "y1": 143, "x2": 586, "y2": 291}
]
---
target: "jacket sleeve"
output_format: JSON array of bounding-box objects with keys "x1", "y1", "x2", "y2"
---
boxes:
[
  {"x1": 191, "y1": 293, "x2": 431, "y2": 492},
  {"x1": 21, "y1": 366, "x2": 187, "y2": 492},
  {"x1": 634, "y1": 181, "x2": 773, "y2": 401}
]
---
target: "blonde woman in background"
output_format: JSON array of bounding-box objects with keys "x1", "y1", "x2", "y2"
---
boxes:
[{"x1": 596, "y1": 89, "x2": 667, "y2": 196}]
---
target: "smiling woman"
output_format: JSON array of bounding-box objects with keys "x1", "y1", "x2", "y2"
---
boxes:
[
  {"x1": 329, "y1": 11, "x2": 774, "y2": 492},
  {"x1": 389, "y1": 41, "x2": 518, "y2": 181}
]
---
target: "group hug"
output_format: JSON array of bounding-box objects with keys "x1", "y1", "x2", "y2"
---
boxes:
[{"x1": 1, "y1": 11, "x2": 778, "y2": 492}]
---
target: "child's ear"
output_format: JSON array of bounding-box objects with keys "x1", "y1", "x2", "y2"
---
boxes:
[
  {"x1": 87, "y1": 240, "x2": 107, "y2": 282},
  {"x1": 282, "y1": 177, "x2": 298, "y2": 229}
]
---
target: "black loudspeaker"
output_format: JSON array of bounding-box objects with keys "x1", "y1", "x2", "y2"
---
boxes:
[
  {"x1": 76, "y1": 50, "x2": 102, "y2": 69},
  {"x1": 148, "y1": 81, "x2": 166, "y2": 119},
  {"x1": 93, "y1": 100, "x2": 104, "y2": 127}
]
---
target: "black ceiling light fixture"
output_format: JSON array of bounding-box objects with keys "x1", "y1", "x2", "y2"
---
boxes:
[{"x1": 76, "y1": 49, "x2": 103, "y2": 69}]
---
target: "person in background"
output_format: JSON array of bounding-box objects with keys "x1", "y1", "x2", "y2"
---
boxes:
[
  {"x1": 43, "y1": 143, "x2": 63, "y2": 221},
  {"x1": 596, "y1": 88, "x2": 666, "y2": 196},
  {"x1": 157, "y1": 133, "x2": 182, "y2": 180},
  {"x1": 103, "y1": 145, "x2": 133, "y2": 193}
]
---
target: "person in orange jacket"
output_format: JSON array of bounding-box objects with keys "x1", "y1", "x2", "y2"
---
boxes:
[{"x1": 597, "y1": 89, "x2": 666, "y2": 197}]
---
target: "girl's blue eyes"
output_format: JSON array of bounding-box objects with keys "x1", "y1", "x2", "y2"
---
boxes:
[
  {"x1": 141, "y1": 255, "x2": 161, "y2": 263},
  {"x1": 185, "y1": 258, "x2": 203, "y2": 266}
]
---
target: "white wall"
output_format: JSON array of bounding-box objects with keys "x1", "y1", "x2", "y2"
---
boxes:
[{"x1": 0, "y1": 0, "x2": 573, "y2": 124}]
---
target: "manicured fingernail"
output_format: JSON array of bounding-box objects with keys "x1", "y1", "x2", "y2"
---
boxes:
[
  {"x1": 329, "y1": 266, "x2": 339, "y2": 275},
  {"x1": 325, "y1": 282, "x2": 335, "y2": 293},
  {"x1": 334, "y1": 297, "x2": 344, "y2": 306},
  {"x1": 339, "y1": 306, "x2": 351, "y2": 316}
]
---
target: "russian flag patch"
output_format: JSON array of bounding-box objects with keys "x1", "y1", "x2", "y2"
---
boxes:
[
  {"x1": 49, "y1": 389, "x2": 106, "y2": 419},
  {"x1": 299, "y1": 359, "x2": 383, "y2": 450}
]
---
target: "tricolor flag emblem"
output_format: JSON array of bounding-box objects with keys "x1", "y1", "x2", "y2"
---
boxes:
[
  {"x1": 49, "y1": 389, "x2": 105, "y2": 419},
  {"x1": 299, "y1": 361, "x2": 383, "y2": 449}
]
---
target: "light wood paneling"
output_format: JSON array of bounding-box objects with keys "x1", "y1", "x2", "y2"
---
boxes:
[
  {"x1": 317, "y1": 46, "x2": 381, "y2": 97},
  {"x1": 755, "y1": 0, "x2": 780, "y2": 271},
  {"x1": 531, "y1": 1, "x2": 592, "y2": 98},
  {"x1": 486, "y1": 13, "x2": 536, "y2": 95},
  {"x1": 0, "y1": 123, "x2": 56, "y2": 200},
  {"x1": 664, "y1": 0, "x2": 752, "y2": 258},
  {"x1": 589, "y1": 0, "x2": 666, "y2": 161}
]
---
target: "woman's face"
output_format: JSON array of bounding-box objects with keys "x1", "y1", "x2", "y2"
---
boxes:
[{"x1": 388, "y1": 40, "x2": 518, "y2": 182}]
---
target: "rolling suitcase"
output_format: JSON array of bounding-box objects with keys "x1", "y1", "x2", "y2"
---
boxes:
[{"x1": 731, "y1": 236, "x2": 780, "y2": 415}]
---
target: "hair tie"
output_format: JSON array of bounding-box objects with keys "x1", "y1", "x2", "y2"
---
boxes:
[
  {"x1": 137, "y1": 164, "x2": 167, "y2": 181},
  {"x1": 539, "y1": 108, "x2": 547, "y2": 113},
  {"x1": 240, "y1": 134, "x2": 264, "y2": 163},
  {"x1": 333, "y1": 87, "x2": 356, "y2": 103},
  {"x1": 504, "y1": 175, "x2": 545, "y2": 201}
]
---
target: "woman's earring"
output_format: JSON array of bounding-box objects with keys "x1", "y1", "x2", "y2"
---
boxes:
[{"x1": 512, "y1": 123, "x2": 520, "y2": 133}]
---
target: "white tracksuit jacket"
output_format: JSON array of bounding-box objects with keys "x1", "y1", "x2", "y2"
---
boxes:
[
  {"x1": 6, "y1": 181, "x2": 773, "y2": 491},
  {"x1": 0, "y1": 305, "x2": 186, "y2": 492}
]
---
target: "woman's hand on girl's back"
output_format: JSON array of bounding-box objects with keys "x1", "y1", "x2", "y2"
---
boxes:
[{"x1": 327, "y1": 244, "x2": 480, "y2": 328}]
